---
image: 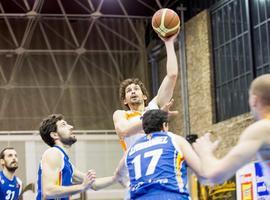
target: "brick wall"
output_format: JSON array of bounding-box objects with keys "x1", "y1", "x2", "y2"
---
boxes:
[{"x1": 171, "y1": 10, "x2": 254, "y2": 156}]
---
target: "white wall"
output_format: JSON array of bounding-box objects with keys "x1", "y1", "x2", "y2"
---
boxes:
[{"x1": 0, "y1": 131, "x2": 125, "y2": 200}]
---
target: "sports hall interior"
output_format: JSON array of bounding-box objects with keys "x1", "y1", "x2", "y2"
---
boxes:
[{"x1": 0, "y1": 0, "x2": 269, "y2": 199}]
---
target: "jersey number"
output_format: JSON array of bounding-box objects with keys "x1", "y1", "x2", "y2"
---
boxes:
[
  {"x1": 131, "y1": 149, "x2": 163, "y2": 180},
  {"x1": 6, "y1": 190, "x2": 15, "y2": 200}
]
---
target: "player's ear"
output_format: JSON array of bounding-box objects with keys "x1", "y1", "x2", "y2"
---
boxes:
[
  {"x1": 143, "y1": 95, "x2": 147, "y2": 101},
  {"x1": 162, "y1": 122, "x2": 169, "y2": 131},
  {"x1": 0, "y1": 158, "x2": 4, "y2": 166},
  {"x1": 249, "y1": 94, "x2": 258, "y2": 107},
  {"x1": 50, "y1": 132, "x2": 59, "y2": 139}
]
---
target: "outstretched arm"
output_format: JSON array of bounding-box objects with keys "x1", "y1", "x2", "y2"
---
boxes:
[
  {"x1": 91, "y1": 176, "x2": 117, "y2": 191},
  {"x1": 73, "y1": 164, "x2": 123, "y2": 191},
  {"x1": 73, "y1": 168, "x2": 118, "y2": 191},
  {"x1": 193, "y1": 120, "x2": 269, "y2": 183},
  {"x1": 155, "y1": 33, "x2": 179, "y2": 107}
]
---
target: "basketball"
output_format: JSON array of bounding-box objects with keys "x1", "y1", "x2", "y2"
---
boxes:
[{"x1": 152, "y1": 8, "x2": 180, "y2": 38}]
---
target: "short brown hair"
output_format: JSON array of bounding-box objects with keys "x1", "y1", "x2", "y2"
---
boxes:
[
  {"x1": 39, "y1": 114, "x2": 64, "y2": 147},
  {"x1": 119, "y1": 78, "x2": 149, "y2": 109},
  {"x1": 250, "y1": 74, "x2": 270, "y2": 106},
  {"x1": 0, "y1": 147, "x2": 15, "y2": 159}
]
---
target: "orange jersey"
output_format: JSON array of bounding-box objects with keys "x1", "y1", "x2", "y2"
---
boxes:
[
  {"x1": 119, "y1": 110, "x2": 144, "y2": 151},
  {"x1": 119, "y1": 99, "x2": 159, "y2": 151}
]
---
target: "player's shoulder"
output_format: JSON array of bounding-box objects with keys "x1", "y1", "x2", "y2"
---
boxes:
[
  {"x1": 41, "y1": 147, "x2": 64, "y2": 168},
  {"x1": 42, "y1": 147, "x2": 63, "y2": 161},
  {"x1": 15, "y1": 176, "x2": 22, "y2": 185},
  {"x1": 113, "y1": 109, "x2": 126, "y2": 116},
  {"x1": 259, "y1": 118, "x2": 270, "y2": 125},
  {"x1": 247, "y1": 119, "x2": 270, "y2": 131},
  {"x1": 113, "y1": 110, "x2": 128, "y2": 120},
  {"x1": 241, "y1": 119, "x2": 270, "y2": 140},
  {"x1": 167, "y1": 131, "x2": 184, "y2": 140},
  {"x1": 44, "y1": 146, "x2": 61, "y2": 154},
  {"x1": 166, "y1": 131, "x2": 175, "y2": 138},
  {"x1": 113, "y1": 109, "x2": 126, "y2": 114}
]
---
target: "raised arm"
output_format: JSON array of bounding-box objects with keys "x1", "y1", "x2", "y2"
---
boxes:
[
  {"x1": 113, "y1": 110, "x2": 143, "y2": 138},
  {"x1": 41, "y1": 148, "x2": 95, "y2": 198},
  {"x1": 155, "y1": 33, "x2": 179, "y2": 107},
  {"x1": 193, "y1": 121, "x2": 269, "y2": 183}
]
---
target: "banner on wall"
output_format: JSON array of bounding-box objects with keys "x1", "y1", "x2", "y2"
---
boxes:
[
  {"x1": 254, "y1": 162, "x2": 270, "y2": 199},
  {"x1": 236, "y1": 161, "x2": 270, "y2": 200}
]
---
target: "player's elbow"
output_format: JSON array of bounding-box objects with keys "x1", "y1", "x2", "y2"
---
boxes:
[
  {"x1": 168, "y1": 73, "x2": 177, "y2": 80},
  {"x1": 115, "y1": 127, "x2": 128, "y2": 138},
  {"x1": 42, "y1": 188, "x2": 52, "y2": 198},
  {"x1": 202, "y1": 170, "x2": 228, "y2": 184},
  {"x1": 42, "y1": 186, "x2": 57, "y2": 198}
]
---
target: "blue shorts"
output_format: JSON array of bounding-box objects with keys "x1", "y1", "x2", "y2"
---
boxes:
[{"x1": 132, "y1": 192, "x2": 190, "y2": 200}]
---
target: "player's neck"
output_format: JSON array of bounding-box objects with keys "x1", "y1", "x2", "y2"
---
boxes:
[
  {"x1": 54, "y1": 142, "x2": 71, "y2": 154},
  {"x1": 129, "y1": 103, "x2": 145, "y2": 112},
  {"x1": 3, "y1": 169, "x2": 15, "y2": 181},
  {"x1": 261, "y1": 108, "x2": 270, "y2": 119}
]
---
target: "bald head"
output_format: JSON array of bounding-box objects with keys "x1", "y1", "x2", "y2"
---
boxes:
[{"x1": 250, "y1": 74, "x2": 270, "y2": 106}]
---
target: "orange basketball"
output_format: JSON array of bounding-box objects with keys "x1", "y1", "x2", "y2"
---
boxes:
[{"x1": 152, "y1": 8, "x2": 180, "y2": 38}]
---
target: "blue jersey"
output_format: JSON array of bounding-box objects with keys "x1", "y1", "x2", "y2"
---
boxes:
[
  {"x1": 126, "y1": 131, "x2": 190, "y2": 200},
  {"x1": 36, "y1": 146, "x2": 74, "y2": 200},
  {"x1": 0, "y1": 171, "x2": 22, "y2": 200}
]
